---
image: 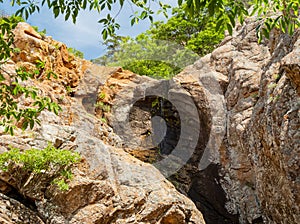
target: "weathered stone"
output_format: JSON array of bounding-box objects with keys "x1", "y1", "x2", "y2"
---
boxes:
[
  {"x1": 0, "y1": 193, "x2": 44, "y2": 223},
  {"x1": 1, "y1": 18, "x2": 299, "y2": 224},
  {"x1": 96, "y1": 18, "x2": 300, "y2": 224},
  {"x1": 0, "y1": 22, "x2": 205, "y2": 224}
]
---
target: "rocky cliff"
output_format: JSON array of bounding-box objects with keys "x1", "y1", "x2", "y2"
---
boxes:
[
  {"x1": 95, "y1": 19, "x2": 299, "y2": 224},
  {"x1": 0, "y1": 19, "x2": 299, "y2": 224},
  {"x1": 0, "y1": 23, "x2": 205, "y2": 224}
]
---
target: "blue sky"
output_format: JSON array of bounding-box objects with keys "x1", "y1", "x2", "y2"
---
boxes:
[{"x1": 0, "y1": 1, "x2": 176, "y2": 60}]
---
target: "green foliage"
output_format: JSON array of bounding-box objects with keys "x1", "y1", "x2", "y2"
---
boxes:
[
  {"x1": 32, "y1": 25, "x2": 47, "y2": 37},
  {"x1": 0, "y1": 143, "x2": 81, "y2": 191},
  {"x1": 100, "y1": 117, "x2": 107, "y2": 123},
  {"x1": 98, "y1": 92, "x2": 106, "y2": 100},
  {"x1": 67, "y1": 47, "x2": 84, "y2": 59},
  {"x1": 94, "y1": 7, "x2": 223, "y2": 79},
  {"x1": 180, "y1": 0, "x2": 299, "y2": 39},
  {"x1": 35, "y1": 59, "x2": 45, "y2": 69},
  {"x1": 149, "y1": 7, "x2": 224, "y2": 56},
  {"x1": 1, "y1": 0, "x2": 298, "y2": 42},
  {"x1": 95, "y1": 101, "x2": 111, "y2": 112},
  {"x1": 0, "y1": 15, "x2": 24, "y2": 61},
  {"x1": 52, "y1": 178, "x2": 70, "y2": 191},
  {"x1": 0, "y1": 62, "x2": 62, "y2": 135},
  {"x1": 251, "y1": 0, "x2": 300, "y2": 42},
  {"x1": 1, "y1": 0, "x2": 171, "y2": 40},
  {"x1": 122, "y1": 60, "x2": 181, "y2": 79},
  {"x1": 0, "y1": 15, "x2": 60, "y2": 135},
  {"x1": 0, "y1": 144, "x2": 81, "y2": 172},
  {"x1": 99, "y1": 33, "x2": 198, "y2": 79},
  {"x1": 65, "y1": 85, "x2": 74, "y2": 95}
]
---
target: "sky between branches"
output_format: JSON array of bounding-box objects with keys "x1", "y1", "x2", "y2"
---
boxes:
[{"x1": 0, "y1": 0, "x2": 176, "y2": 59}]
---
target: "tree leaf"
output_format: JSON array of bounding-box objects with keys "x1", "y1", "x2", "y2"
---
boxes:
[
  {"x1": 65, "y1": 10, "x2": 70, "y2": 21},
  {"x1": 227, "y1": 23, "x2": 233, "y2": 35},
  {"x1": 0, "y1": 73, "x2": 5, "y2": 81},
  {"x1": 216, "y1": 18, "x2": 224, "y2": 32},
  {"x1": 22, "y1": 121, "x2": 29, "y2": 130},
  {"x1": 53, "y1": 6, "x2": 59, "y2": 18},
  {"x1": 140, "y1": 11, "x2": 147, "y2": 20},
  {"x1": 262, "y1": 28, "x2": 269, "y2": 39},
  {"x1": 102, "y1": 29, "x2": 108, "y2": 40},
  {"x1": 228, "y1": 13, "x2": 235, "y2": 28},
  {"x1": 82, "y1": 0, "x2": 87, "y2": 9},
  {"x1": 288, "y1": 23, "x2": 294, "y2": 36},
  {"x1": 30, "y1": 119, "x2": 34, "y2": 129}
]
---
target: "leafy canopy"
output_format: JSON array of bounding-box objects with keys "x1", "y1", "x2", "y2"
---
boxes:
[
  {"x1": 149, "y1": 7, "x2": 224, "y2": 56},
  {"x1": 93, "y1": 7, "x2": 224, "y2": 79},
  {"x1": 1, "y1": 0, "x2": 299, "y2": 41}
]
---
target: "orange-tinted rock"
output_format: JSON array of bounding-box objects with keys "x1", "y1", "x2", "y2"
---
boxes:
[{"x1": 0, "y1": 22, "x2": 205, "y2": 224}]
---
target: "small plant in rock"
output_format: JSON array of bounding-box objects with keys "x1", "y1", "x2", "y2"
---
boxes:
[
  {"x1": 100, "y1": 117, "x2": 107, "y2": 123},
  {"x1": 53, "y1": 43, "x2": 60, "y2": 50},
  {"x1": 98, "y1": 92, "x2": 106, "y2": 100},
  {"x1": 65, "y1": 86, "x2": 73, "y2": 95},
  {"x1": 67, "y1": 47, "x2": 84, "y2": 59},
  {"x1": 273, "y1": 73, "x2": 282, "y2": 83},
  {"x1": 268, "y1": 83, "x2": 277, "y2": 89},
  {"x1": 95, "y1": 101, "x2": 111, "y2": 112},
  {"x1": 52, "y1": 178, "x2": 70, "y2": 191},
  {"x1": 12, "y1": 47, "x2": 21, "y2": 54},
  {"x1": 268, "y1": 96, "x2": 274, "y2": 103},
  {"x1": 46, "y1": 70, "x2": 58, "y2": 79},
  {"x1": 0, "y1": 143, "x2": 81, "y2": 191},
  {"x1": 32, "y1": 25, "x2": 47, "y2": 37},
  {"x1": 35, "y1": 59, "x2": 45, "y2": 70}
]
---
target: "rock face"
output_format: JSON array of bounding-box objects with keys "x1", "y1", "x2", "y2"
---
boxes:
[
  {"x1": 0, "y1": 23, "x2": 205, "y2": 223},
  {"x1": 215, "y1": 23, "x2": 299, "y2": 224},
  {"x1": 96, "y1": 20, "x2": 300, "y2": 224},
  {"x1": 0, "y1": 20, "x2": 299, "y2": 224}
]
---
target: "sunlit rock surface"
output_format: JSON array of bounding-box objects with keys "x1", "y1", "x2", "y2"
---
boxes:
[
  {"x1": 0, "y1": 20, "x2": 299, "y2": 224},
  {"x1": 0, "y1": 22, "x2": 205, "y2": 224},
  {"x1": 96, "y1": 19, "x2": 300, "y2": 224}
]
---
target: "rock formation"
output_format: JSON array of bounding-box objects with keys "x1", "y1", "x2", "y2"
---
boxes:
[
  {"x1": 96, "y1": 19, "x2": 300, "y2": 224},
  {"x1": 0, "y1": 23, "x2": 205, "y2": 224},
  {"x1": 0, "y1": 18, "x2": 299, "y2": 224}
]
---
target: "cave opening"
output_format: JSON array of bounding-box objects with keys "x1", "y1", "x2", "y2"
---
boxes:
[
  {"x1": 129, "y1": 96, "x2": 181, "y2": 156},
  {"x1": 128, "y1": 94, "x2": 239, "y2": 224}
]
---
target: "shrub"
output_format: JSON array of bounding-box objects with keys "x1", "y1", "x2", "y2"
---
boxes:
[
  {"x1": 0, "y1": 143, "x2": 81, "y2": 191},
  {"x1": 67, "y1": 47, "x2": 84, "y2": 59}
]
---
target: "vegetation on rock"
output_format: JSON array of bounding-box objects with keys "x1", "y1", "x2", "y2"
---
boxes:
[
  {"x1": 68, "y1": 47, "x2": 84, "y2": 59},
  {"x1": 0, "y1": 36, "x2": 61, "y2": 134},
  {"x1": 0, "y1": 143, "x2": 81, "y2": 191},
  {"x1": 1, "y1": 0, "x2": 299, "y2": 130}
]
